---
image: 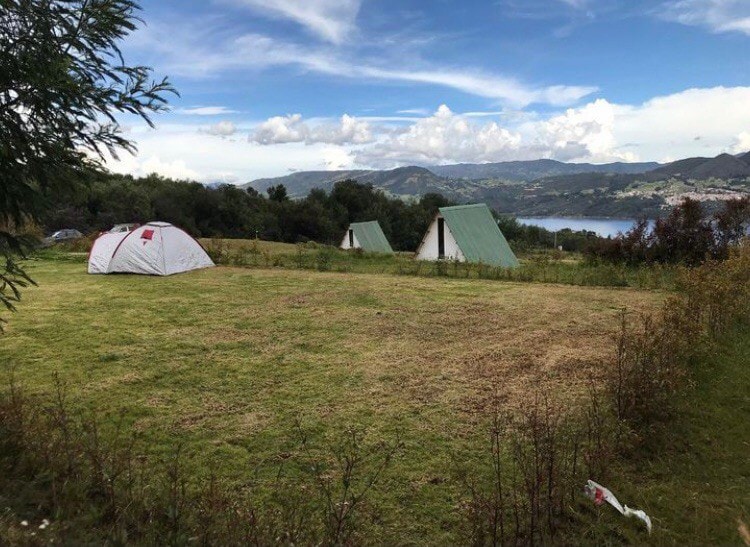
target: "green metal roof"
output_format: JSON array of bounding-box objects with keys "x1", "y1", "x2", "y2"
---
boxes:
[
  {"x1": 350, "y1": 221, "x2": 394, "y2": 254},
  {"x1": 439, "y1": 204, "x2": 519, "y2": 267}
]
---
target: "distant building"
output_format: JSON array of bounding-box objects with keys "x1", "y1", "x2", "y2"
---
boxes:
[
  {"x1": 415, "y1": 204, "x2": 519, "y2": 267},
  {"x1": 340, "y1": 221, "x2": 394, "y2": 254}
]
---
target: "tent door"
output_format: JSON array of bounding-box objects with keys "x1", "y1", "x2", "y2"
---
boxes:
[
  {"x1": 437, "y1": 218, "x2": 445, "y2": 258},
  {"x1": 348, "y1": 229, "x2": 354, "y2": 248}
]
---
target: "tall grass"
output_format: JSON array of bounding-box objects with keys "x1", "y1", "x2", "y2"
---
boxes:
[
  {"x1": 608, "y1": 242, "x2": 750, "y2": 441},
  {"x1": 0, "y1": 376, "x2": 402, "y2": 545},
  {"x1": 456, "y1": 390, "x2": 614, "y2": 546},
  {"x1": 203, "y1": 238, "x2": 676, "y2": 289},
  {"x1": 456, "y1": 241, "x2": 750, "y2": 544}
]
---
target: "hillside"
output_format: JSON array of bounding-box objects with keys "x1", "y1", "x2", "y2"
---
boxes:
[
  {"x1": 244, "y1": 153, "x2": 750, "y2": 218},
  {"x1": 248, "y1": 169, "x2": 371, "y2": 196},
  {"x1": 652, "y1": 152, "x2": 750, "y2": 180},
  {"x1": 428, "y1": 159, "x2": 660, "y2": 180},
  {"x1": 247, "y1": 166, "x2": 468, "y2": 199},
  {"x1": 245, "y1": 159, "x2": 663, "y2": 196}
]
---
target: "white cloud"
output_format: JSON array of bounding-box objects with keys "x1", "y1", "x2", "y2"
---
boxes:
[
  {"x1": 105, "y1": 123, "x2": 356, "y2": 182},
  {"x1": 250, "y1": 113, "x2": 372, "y2": 145},
  {"x1": 359, "y1": 87, "x2": 750, "y2": 167},
  {"x1": 251, "y1": 114, "x2": 309, "y2": 144},
  {"x1": 179, "y1": 106, "x2": 239, "y2": 116},
  {"x1": 225, "y1": 0, "x2": 361, "y2": 44},
  {"x1": 463, "y1": 110, "x2": 507, "y2": 118},
  {"x1": 315, "y1": 114, "x2": 372, "y2": 144},
  {"x1": 110, "y1": 87, "x2": 750, "y2": 181},
  {"x1": 133, "y1": 29, "x2": 595, "y2": 108},
  {"x1": 731, "y1": 131, "x2": 750, "y2": 153},
  {"x1": 200, "y1": 120, "x2": 238, "y2": 137},
  {"x1": 397, "y1": 108, "x2": 430, "y2": 116},
  {"x1": 322, "y1": 147, "x2": 355, "y2": 170},
  {"x1": 659, "y1": 0, "x2": 750, "y2": 35},
  {"x1": 355, "y1": 105, "x2": 523, "y2": 167},
  {"x1": 533, "y1": 99, "x2": 635, "y2": 162},
  {"x1": 611, "y1": 86, "x2": 750, "y2": 161},
  {"x1": 111, "y1": 154, "x2": 202, "y2": 181},
  {"x1": 354, "y1": 66, "x2": 597, "y2": 107}
]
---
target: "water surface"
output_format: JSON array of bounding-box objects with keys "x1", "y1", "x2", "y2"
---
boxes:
[{"x1": 517, "y1": 217, "x2": 641, "y2": 238}]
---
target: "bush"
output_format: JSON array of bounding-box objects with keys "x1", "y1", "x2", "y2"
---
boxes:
[
  {"x1": 606, "y1": 241, "x2": 750, "y2": 441},
  {"x1": 457, "y1": 391, "x2": 612, "y2": 545},
  {"x1": 315, "y1": 248, "x2": 333, "y2": 272},
  {"x1": 586, "y1": 197, "x2": 750, "y2": 266}
]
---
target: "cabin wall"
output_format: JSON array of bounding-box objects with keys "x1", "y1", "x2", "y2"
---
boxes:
[{"x1": 415, "y1": 216, "x2": 465, "y2": 261}]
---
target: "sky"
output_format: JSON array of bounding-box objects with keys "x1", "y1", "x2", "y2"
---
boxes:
[{"x1": 108, "y1": 0, "x2": 750, "y2": 183}]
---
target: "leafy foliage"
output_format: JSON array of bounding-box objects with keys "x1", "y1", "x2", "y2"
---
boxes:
[
  {"x1": 0, "y1": 231, "x2": 35, "y2": 332},
  {"x1": 608, "y1": 242, "x2": 750, "y2": 438},
  {"x1": 586, "y1": 197, "x2": 750, "y2": 266},
  {"x1": 42, "y1": 174, "x2": 457, "y2": 251},
  {"x1": 44, "y1": 171, "x2": 605, "y2": 255},
  {"x1": 0, "y1": 0, "x2": 175, "y2": 324}
]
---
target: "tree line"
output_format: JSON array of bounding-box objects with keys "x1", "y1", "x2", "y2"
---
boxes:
[
  {"x1": 43, "y1": 171, "x2": 603, "y2": 253},
  {"x1": 43, "y1": 172, "x2": 454, "y2": 251}
]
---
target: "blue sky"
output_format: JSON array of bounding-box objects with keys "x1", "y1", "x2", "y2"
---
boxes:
[{"x1": 110, "y1": 0, "x2": 750, "y2": 182}]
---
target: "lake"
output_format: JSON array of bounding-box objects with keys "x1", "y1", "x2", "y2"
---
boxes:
[{"x1": 517, "y1": 217, "x2": 639, "y2": 238}]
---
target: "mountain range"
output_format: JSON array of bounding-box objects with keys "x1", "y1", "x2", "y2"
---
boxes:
[
  {"x1": 245, "y1": 159, "x2": 663, "y2": 196},
  {"x1": 243, "y1": 152, "x2": 750, "y2": 218},
  {"x1": 650, "y1": 152, "x2": 750, "y2": 180},
  {"x1": 428, "y1": 159, "x2": 661, "y2": 180}
]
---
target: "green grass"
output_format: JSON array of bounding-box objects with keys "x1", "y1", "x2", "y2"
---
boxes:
[
  {"x1": 564, "y1": 325, "x2": 750, "y2": 546},
  {"x1": 615, "y1": 327, "x2": 750, "y2": 545},
  {"x1": 4, "y1": 253, "x2": 747, "y2": 545},
  {"x1": 199, "y1": 237, "x2": 676, "y2": 289},
  {"x1": 1, "y1": 256, "x2": 660, "y2": 544}
]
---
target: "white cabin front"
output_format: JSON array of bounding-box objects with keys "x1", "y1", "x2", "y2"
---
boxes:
[
  {"x1": 415, "y1": 214, "x2": 465, "y2": 262},
  {"x1": 340, "y1": 227, "x2": 361, "y2": 250}
]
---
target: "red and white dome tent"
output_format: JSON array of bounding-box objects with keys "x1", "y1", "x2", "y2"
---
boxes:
[{"x1": 88, "y1": 222, "x2": 215, "y2": 276}]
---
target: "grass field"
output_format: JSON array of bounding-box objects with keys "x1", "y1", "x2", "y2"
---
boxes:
[
  {"x1": 199, "y1": 237, "x2": 676, "y2": 289},
  {"x1": 618, "y1": 328, "x2": 750, "y2": 545},
  {"x1": 0, "y1": 255, "x2": 663, "y2": 543}
]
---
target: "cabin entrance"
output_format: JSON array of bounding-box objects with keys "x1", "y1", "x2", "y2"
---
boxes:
[
  {"x1": 437, "y1": 217, "x2": 445, "y2": 258},
  {"x1": 348, "y1": 229, "x2": 354, "y2": 248}
]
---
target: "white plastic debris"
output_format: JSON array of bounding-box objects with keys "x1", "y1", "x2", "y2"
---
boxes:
[{"x1": 585, "y1": 479, "x2": 652, "y2": 534}]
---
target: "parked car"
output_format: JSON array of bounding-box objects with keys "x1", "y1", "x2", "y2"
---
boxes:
[
  {"x1": 42, "y1": 229, "x2": 84, "y2": 247},
  {"x1": 108, "y1": 223, "x2": 139, "y2": 233}
]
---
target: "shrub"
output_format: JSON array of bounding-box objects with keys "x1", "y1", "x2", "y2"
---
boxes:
[
  {"x1": 457, "y1": 392, "x2": 612, "y2": 545},
  {"x1": 585, "y1": 198, "x2": 750, "y2": 266},
  {"x1": 606, "y1": 241, "x2": 750, "y2": 441},
  {"x1": 0, "y1": 376, "x2": 401, "y2": 545},
  {"x1": 315, "y1": 248, "x2": 333, "y2": 272}
]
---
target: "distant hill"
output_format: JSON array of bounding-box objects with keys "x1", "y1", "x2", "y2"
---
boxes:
[
  {"x1": 247, "y1": 169, "x2": 370, "y2": 196},
  {"x1": 650, "y1": 157, "x2": 711, "y2": 178},
  {"x1": 243, "y1": 152, "x2": 750, "y2": 218},
  {"x1": 245, "y1": 166, "x2": 459, "y2": 198},
  {"x1": 246, "y1": 159, "x2": 663, "y2": 197},
  {"x1": 652, "y1": 153, "x2": 750, "y2": 180},
  {"x1": 428, "y1": 159, "x2": 661, "y2": 180}
]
